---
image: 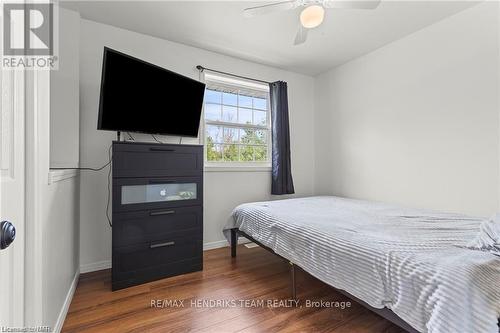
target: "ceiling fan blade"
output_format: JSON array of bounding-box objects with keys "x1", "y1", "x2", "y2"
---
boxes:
[
  {"x1": 243, "y1": 1, "x2": 299, "y2": 18},
  {"x1": 294, "y1": 25, "x2": 308, "y2": 45},
  {"x1": 323, "y1": 0, "x2": 381, "y2": 10}
]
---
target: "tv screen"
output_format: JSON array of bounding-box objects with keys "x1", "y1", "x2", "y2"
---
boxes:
[{"x1": 97, "y1": 47, "x2": 206, "y2": 137}]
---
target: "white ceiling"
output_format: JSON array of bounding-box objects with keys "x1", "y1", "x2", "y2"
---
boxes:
[{"x1": 61, "y1": 1, "x2": 479, "y2": 75}]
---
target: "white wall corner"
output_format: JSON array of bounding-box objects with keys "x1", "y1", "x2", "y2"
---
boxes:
[{"x1": 53, "y1": 269, "x2": 79, "y2": 333}]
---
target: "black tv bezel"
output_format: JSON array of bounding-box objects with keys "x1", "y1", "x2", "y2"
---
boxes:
[{"x1": 97, "y1": 47, "x2": 206, "y2": 138}]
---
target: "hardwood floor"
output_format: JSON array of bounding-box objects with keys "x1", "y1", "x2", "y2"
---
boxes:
[{"x1": 62, "y1": 245, "x2": 406, "y2": 333}]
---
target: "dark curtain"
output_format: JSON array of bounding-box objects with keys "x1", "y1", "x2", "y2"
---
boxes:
[{"x1": 269, "y1": 81, "x2": 295, "y2": 195}]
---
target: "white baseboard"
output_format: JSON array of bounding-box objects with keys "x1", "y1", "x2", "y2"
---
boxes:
[
  {"x1": 203, "y1": 237, "x2": 249, "y2": 251},
  {"x1": 80, "y1": 260, "x2": 111, "y2": 274},
  {"x1": 53, "y1": 269, "x2": 79, "y2": 333},
  {"x1": 203, "y1": 240, "x2": 229, "y2": 250},
  {"x1": 80, "y1": 238, "x2": 249, "y2": 274}
]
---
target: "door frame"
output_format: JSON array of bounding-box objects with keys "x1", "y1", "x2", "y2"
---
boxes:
[{"x1": 24, "y1": 69, "x2": 50, "y2": 326}]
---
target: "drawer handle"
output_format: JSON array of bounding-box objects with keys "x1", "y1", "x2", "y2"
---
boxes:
[
  {"x1": 150, "y1": 147, "x2": 175, "y2": 152},
  {"x1": 149, "y1": 180, "x2": 175, "y2": 184},
  {"x1": 150, "y1": 241, "x2": 175, "y2": 249},
  {"x1": 150, "y1": 210, "x2": 175, "y2": 216}
]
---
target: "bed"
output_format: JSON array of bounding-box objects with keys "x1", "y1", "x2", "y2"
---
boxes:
[{"x1": 224, "y1": 196, "x2": 500, "y2": 333}]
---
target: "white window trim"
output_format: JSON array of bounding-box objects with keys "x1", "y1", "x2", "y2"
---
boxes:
[
  {"x1": 201, "y1": 72, "x2": 272, "y2": 170},
  {"x1": 204, "y1": 165, "x2": 271, "y2": 172}
]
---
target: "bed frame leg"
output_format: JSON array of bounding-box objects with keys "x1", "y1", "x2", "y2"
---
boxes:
[
  {"x1": 290, "y1": 262, "x2": 296, "y2": 300},
  {"x1": 231, "y1": 228, "x2": 237, "y2": 258}
]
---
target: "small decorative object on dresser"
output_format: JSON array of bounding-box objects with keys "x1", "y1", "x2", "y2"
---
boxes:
[{"x1": 111, "y1": 141, "x2": 203, "y2": 290}]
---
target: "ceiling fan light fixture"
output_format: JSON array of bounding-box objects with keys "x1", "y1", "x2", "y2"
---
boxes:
[{"x1": 300, "y1": 5, "x2": 325, "y2": 29}]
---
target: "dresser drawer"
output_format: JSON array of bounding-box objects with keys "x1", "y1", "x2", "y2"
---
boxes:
[
  {"x1": 113, "y1": 234, "x2": 202, "y2": 276},
  {"x1": 113, "y1": 176, "x2": 203, "y2": 212},
  {"x1": 112, "y1": 257, "x2": 202, "y2": 291},
  {"x1": 113, "y1": 142, "x2": 203, "y2": 178},
  {"x1": 113, "y1": 206, "x2": 202, "y2": 248}
]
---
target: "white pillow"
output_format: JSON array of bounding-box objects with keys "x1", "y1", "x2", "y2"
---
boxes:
[{"x1": 466, "y1": 213, "x2": 500, "y2": 256}]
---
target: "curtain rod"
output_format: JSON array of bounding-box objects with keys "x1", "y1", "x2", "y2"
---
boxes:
[{"x1": 196, "y1": 65, "x2": 272, "y2": 85}]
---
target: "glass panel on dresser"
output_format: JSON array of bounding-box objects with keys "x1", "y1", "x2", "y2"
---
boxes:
[{"x1": 121, "y1": 183, "x2": 197, "y2": 205}]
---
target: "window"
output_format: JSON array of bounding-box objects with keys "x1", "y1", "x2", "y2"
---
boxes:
[{"x1": 203, "y1": 73, "x2": 271, "y2": 167}]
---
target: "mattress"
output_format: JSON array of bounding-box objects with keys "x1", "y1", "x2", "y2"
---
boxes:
[{"x1": 224, "y1": 196, "x2": 500, "y2": 333}]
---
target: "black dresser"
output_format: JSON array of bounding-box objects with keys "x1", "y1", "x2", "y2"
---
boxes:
[{"x1": 111, "y1": 141, "x2": 203, "y2": 290}]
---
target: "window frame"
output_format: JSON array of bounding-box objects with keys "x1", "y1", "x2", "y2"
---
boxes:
[{"x1": 201, "y1": 73, "x2": 272, "y2": 170}]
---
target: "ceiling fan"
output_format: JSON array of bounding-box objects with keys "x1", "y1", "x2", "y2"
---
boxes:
[{"x1": 243, "y1": 0, "x2": 381, "y2": 45}]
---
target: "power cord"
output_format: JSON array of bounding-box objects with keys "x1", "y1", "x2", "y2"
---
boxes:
[
  {"x1": 152, "y1": 135, "x2": 183, "y2": 144},
  {"x1": 50, "y1": 162, "x2": 110, "y2": 171},
  {"x1": 105, "y1": 144, "x2": 112, "y2": 227},
  {"x1": 151, "y1": 134, "x2": 163, "y2": 144}
]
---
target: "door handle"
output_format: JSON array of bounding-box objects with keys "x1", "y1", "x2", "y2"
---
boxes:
[{"x1": 0, "y1": 221, "x2": 16, "y2": 250}]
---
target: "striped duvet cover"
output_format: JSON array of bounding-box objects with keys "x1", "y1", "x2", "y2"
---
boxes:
[{"x1": 225, "y1": 196, "x2": 500, "y2": 333}]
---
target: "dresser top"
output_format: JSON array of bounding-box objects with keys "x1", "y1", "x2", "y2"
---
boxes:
[{"x1": 113, "y1": 141, "x2": 203, "y2": 149}]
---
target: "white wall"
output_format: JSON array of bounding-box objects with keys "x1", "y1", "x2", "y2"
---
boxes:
[
  {"x1": 41, "y1": 177, "x2": 79, "y2": 330},
  {"x1": 314, "y1": 2, "x2": 499, "y2": 217},
  {"x1": 50, "y1": 8, "x2": 80, "y2": 168},
  {"x1": 26, "y1": 7, "x2": 81, "y2": 331},
  {"x1": 79, "y1": 19, "x2": 315, "y2": 269}
]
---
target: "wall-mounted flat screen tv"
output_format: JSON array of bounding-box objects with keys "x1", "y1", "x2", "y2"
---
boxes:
[{"x1": 97, "y1": 47, "x2": 206, "y2": 137}]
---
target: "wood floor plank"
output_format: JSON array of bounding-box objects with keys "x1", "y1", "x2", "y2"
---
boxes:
[{"x1": 62, "y1": 245, "x2": 408, "y2": 333}]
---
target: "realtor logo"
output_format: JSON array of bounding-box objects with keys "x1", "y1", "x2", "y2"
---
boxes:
[
  {"x1": 2, "y1": 2, "x2": 58, "y2": 69},
  {"x1": 3, "y1": 3, "x2": 53, "y2": 55}
]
